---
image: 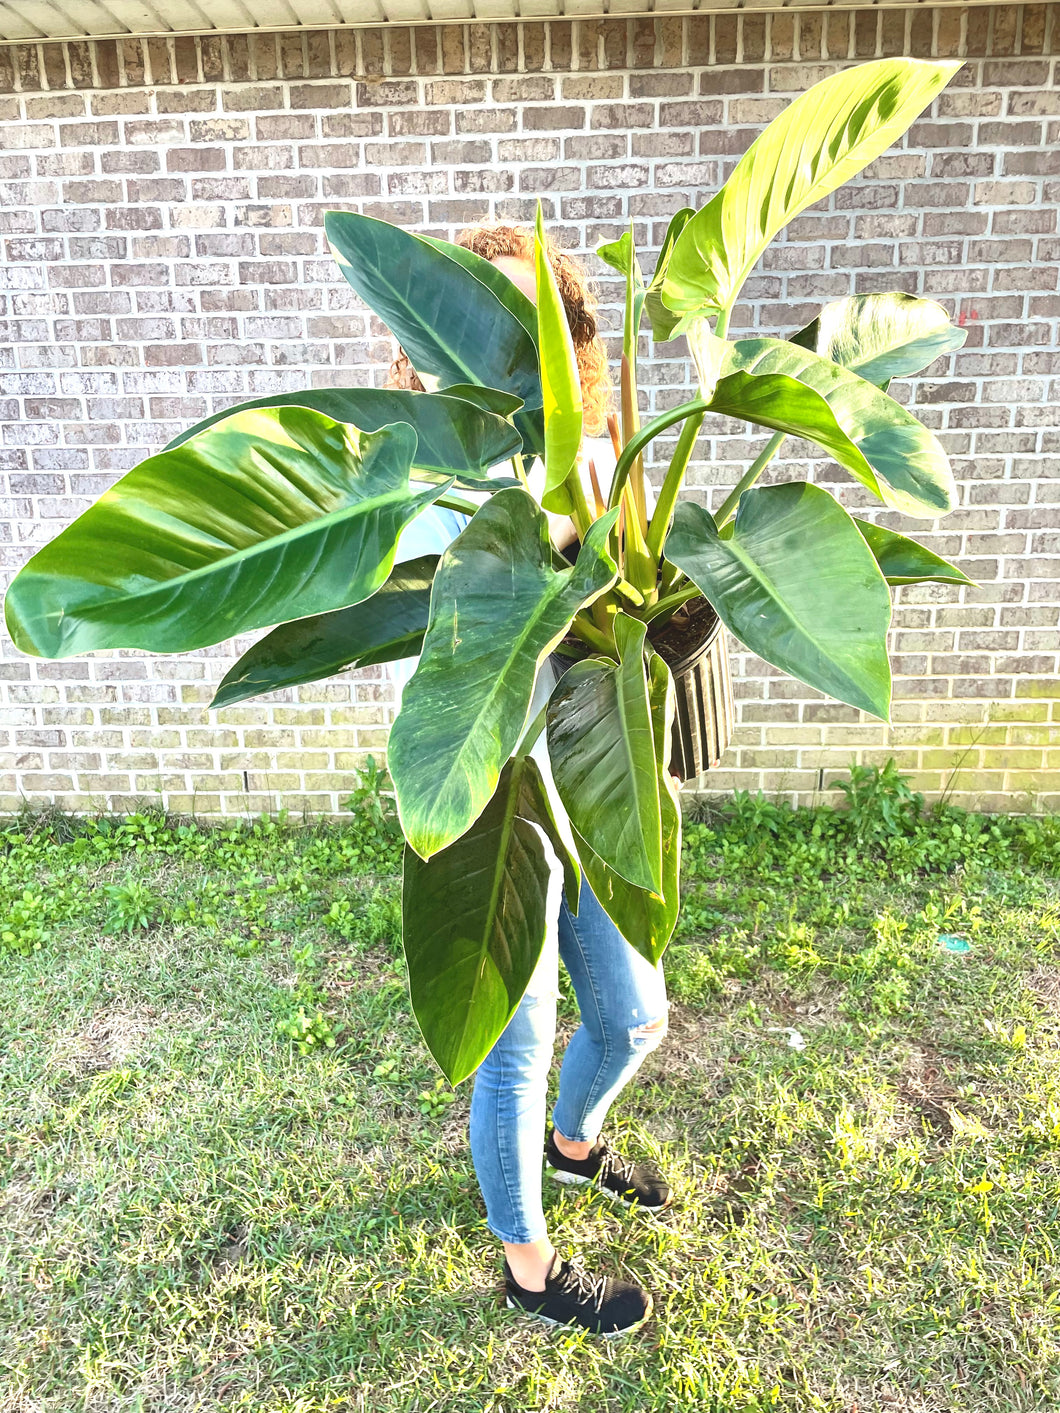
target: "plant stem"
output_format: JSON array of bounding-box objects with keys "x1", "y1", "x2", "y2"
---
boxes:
[
  {"x1": 569, "y1": 612, "x2": 615, "y2": 657},
  {"x1": 511, "y1": 453, "x2": 530, "y2": 492},
  {"x1": 564, "y1": 459, "x2": 595, "y2": 543},
  {"x1": 643, "y1": 582, "x2": 702, "y2": 623},
  {"x1": 620, "y1": 352, "x2": 647, "y2": 534},
  {"x1": 714, "y1": 431, "x2": 786, "y2": 529},
  {"x1": 436, "y1": 493, "x2": 483, "y2": 517},
  {"x1": 608, "y1": 397, "x2": 713, "y2": 510},
  {"x1": 619, "y1": 481, "x2": 657, "y2": 598},
  {"x1": 645, "y1": 410, "x2": 704, "y2": 562},
  {"x1": 612, "y1": 575, "x2": 646, "y2": 608},
  {"x1": 658, "y1": 560, "x2": 685, "y2": 597}
]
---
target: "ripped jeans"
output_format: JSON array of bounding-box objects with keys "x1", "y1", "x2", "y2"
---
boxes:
[{"x1": 468, "y1": 877, "x2": 669, "y2": 1245}]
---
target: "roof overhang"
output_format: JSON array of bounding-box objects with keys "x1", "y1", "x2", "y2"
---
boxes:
[{"x1": 0, "y1": 0, "x2": 1007, "y2": 45}]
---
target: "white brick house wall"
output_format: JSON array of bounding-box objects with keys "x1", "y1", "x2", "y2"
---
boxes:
[{"x1": 0, "y1": 7, "x2": 1057, "y2": 817}]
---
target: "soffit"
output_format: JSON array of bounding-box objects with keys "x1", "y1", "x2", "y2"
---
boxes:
[{"x1": 0, "y1": 0, "x2": 1005, "y2": 45}]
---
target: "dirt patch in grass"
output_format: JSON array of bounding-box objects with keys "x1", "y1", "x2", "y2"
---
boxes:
[
  {"x1": 895, "y1": 1042, "x2": 963, "y2": 1141},
  {"x1": 47, "y1": 1004, "x2": 158, "y2": 1077},
  {"x1": 1026, "y1": 966, "x2": 1060, "y2": 1013}
]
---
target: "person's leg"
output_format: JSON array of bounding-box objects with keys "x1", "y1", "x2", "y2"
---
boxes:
[
  {"x1": 470, "y1": 870, "x2": 659, "y2": 1333},
  {"x1": 468, "y1": 866, "x2": 562, "y2": 1291},
  {"x1": 551, "y1": 884, "x2": 669, "y2": 1152}
]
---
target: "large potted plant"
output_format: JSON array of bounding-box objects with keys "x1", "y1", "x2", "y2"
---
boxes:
[{"x1": 5, "y1": 58, "x2": 971, "y2": 1085}]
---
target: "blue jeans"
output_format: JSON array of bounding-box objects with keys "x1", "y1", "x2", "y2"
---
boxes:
[{"x1": 468, "y1": 880, "x2": 669, "y2": 1244}]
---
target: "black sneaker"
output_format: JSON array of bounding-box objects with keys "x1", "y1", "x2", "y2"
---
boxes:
[
  {"x1": 504, "y1": 1251, "x2": 653, "y2": 1337},
  {"x1": 546, "y1": 1128, "x2": 672, "y2": 1212}
]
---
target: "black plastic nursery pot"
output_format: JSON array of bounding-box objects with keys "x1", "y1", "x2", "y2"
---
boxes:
[
  {"x1": 649, "y1": 596, "x2": 735, "y2": 781},
  {"x1": 551, "y1": 596, "x2": 736, "y2": 782}
]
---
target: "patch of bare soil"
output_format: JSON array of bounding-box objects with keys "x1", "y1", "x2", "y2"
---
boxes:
[
  {"x1": 895, "y1": 1043, "x2": 963, "y2": 1141},
  {"x1": 1026, "y1": 966, "x2": 1060, "y2": 1012},
  {"x1": 47, "y1": 1004, "x2": 157, "y2": 1077}
]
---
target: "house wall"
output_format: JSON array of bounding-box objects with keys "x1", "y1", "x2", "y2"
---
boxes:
[{"x1": 0, "y1": 7, "x2": 1057, "y2": 817}]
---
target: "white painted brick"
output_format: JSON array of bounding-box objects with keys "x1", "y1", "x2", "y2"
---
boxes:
[{"x1": 0, "y1": 11, "x2": 1056, "y2": 814}]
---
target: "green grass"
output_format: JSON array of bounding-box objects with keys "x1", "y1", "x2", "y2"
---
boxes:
[{"x1": 2, "y1": 770, "x2": 1060, "y2": 1412}]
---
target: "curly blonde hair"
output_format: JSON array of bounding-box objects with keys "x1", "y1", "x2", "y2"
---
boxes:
[{"x1": 385, "y1": 222, "x2": 613, "y2": 436}]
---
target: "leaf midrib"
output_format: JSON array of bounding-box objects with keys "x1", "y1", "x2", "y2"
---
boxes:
[
  {"x1": 438, "y1": 768, "x2": 535, "y2": 1077},
  {"x1": 331, "y1": 234, "x2": 515, "y2": 389},
  {"x1": 42, "y1": 483, "x2": 431, "y2": 620},
  {"x1": 425, "y1": 559, "x2": 601, "y2": 840}
]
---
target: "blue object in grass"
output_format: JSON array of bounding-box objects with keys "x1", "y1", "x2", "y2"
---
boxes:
[{"x1": 938, "y1": 933, "x2": 972, "y2": 954}]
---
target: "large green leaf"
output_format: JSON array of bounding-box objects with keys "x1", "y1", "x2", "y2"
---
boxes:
[
  {"x1": 418, "y1": 242, "x2": 547, "y2": 461},
  {"x1": 389, "y1": 492, "x2": 618, "y2": 860},
  {"x1": 162, "y1": 387, "x2": 521, "y2": 488},
  {"x1": 325, "y1": 211, "x2": 542, "y2": 412},
  {"x1": 853, "y1": 519, "x2": 973, "y2": 586},
  {"x1": 516, "y1": 755, "x2": 581, "y2": 913},
  {"x1": 535, "y1": 206, "x2": 583, "y2": 515},
  {"x1": 792, "y1": 293, "x2": 967, "y2": 389},
  {"x1": 663, "y1": 58, "x2": 959, "y2": 319},
  {"x1": 546, "y1": 616, "x2": 662, "y2": 893},
  {"x1": 568, "y1": 650, "x2": 681, "y2": 966},
  {"x1": 210, "y1": 554, "x2": 438, "y2": 709},
  {"x1": 403, "y1": 755, "x2": 576, "y2": 1084},
  {"x1": 710, "y1": 338, "x2": 957, "y2": 518},
  {"x1": 5, "y1": 407, "x2": 443, "y2": 660},
  {"x1": 418, "y1": 236, "x2": 539, "y2": 345},
  {"x1": 667, "y1": 484, "x2": 893, "y2": 719}
]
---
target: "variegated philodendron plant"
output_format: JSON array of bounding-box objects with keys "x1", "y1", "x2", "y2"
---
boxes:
[{"x1": 6, "y1": 59, "x2": 971, "y2": 1081}]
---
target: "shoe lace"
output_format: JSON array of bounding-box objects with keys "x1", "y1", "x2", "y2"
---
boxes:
[
  {"x1": 555, "y1": 1258, "x2": 608, "y2": 1312},
  {"x1": 596, "y1": 1138, "x2": 637, "y2": 1189}
]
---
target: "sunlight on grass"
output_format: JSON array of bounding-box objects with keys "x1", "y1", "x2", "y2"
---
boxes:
[{"x1": 1, "y1": 772, "x2": 1059, "y2": 1411}]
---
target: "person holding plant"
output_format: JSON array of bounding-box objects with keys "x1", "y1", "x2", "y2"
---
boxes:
[
  {"x1": 3, "y1": 54, "x2": 970, "y2": 1348},
  {"x1": 387, "y1": 223, "x2": 670, "y2": 1339}
]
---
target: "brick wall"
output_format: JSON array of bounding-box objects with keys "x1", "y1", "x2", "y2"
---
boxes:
[{"x1": 1, "y1": 6, "x2": 1058, "y2": 817}]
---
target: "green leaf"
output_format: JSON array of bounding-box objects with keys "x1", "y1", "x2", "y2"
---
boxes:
[
  {"x1": 402, "y1": 755, "x2": 558, "y2": 1085},
  {"x1": 598, "y1": 227, "x2": 646, "y2": 370},
  {"x1": 210, "y1": 555, "x2": 438, "y2": 709},
  {"x1": 409, "y1": 238, "x2": 546, "y2": 461},
  {"x1": 792, "y1": 293, "x2": 967, "y2": 389},
  {"x1": 568, "y1": 651, "x2": 681, "y2": 966},
  {"x1": 643, "y1": 207, "x2": 695, "y2": 343},
  {"x1": 5, "y1": 407, "x2": 443, "y2": 660},
  {"x1": 437, "y1": 381, "x2": 541, "y2": 466},
  {"x1": 598, "y1": 229, "x2": 640, "y2": 281},
  {"x1": 389, "y1": 491, "x2": 618, "y2": 860},
  {"x1": 667, "y1": 484, "x2": 893, "y2": 720},
  {"x1": 418, "y1": 234, "x2": 539, "y2": 345},
  {"x1": 853, "y1": 519, "x2": 973, "y2": 586},
  {"x1": 687, "y1": 322, "x2": 728, "y2": 402},
  {"x1": 162, "y1": 387, "x2": 521, "y2": 487},
  {"x1": 535, "y1": 206, "x2": 584, "y2": 515},
  {"x1": 435, "y1": 384, "x2": 525, "y2": 418},
  {"x1": 325, "y1": 211, "x2": 542, "y2": 412},
  {"x1": 546, "y1": 615, "x2": 662, "y2": 893},
  {"x1": 711, "y1": 337, "x2": 957, "y2": 518},
  {"x1": 663, "y1": 58, "x2": 960, "y2": 319},
  {"x1": 517, "y1": 757, "x2": 581, "y2": 913}
]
